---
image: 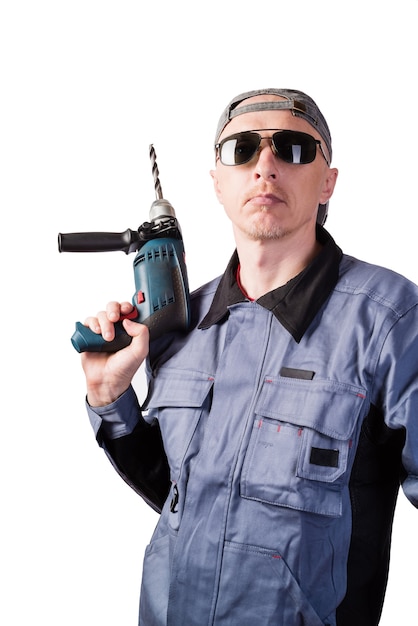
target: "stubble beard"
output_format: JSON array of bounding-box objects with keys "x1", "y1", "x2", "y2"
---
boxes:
[{"x1": 243, "y1": 206, "x2": 291, "y2": 241}]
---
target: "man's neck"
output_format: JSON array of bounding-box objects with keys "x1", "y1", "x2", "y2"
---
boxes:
[{"x1": 236, "y1": 230, "x2": 322, "y2": 300}]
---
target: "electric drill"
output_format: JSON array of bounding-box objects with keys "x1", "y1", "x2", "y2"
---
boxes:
[{"x1": 58, "y1": 145, "x2": 191, "y2": 353}]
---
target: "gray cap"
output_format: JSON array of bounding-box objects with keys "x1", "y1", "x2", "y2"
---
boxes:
[{"x1": 215, "y1": 88, "x2": 332, "y2": 162}]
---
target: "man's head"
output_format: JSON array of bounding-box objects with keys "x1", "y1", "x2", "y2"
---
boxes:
[{"x1": 213, "y1": 89, "x2": 335, "y2": 226}]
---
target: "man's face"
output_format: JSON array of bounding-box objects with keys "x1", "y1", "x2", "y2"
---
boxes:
[{"x1": 211, "y1": 96, "x2": 338, "y2": 245}]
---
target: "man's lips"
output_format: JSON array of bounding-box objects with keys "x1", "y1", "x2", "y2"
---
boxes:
[{"x1": 247, "y1": 193, "x2": 284, "y2": 206}]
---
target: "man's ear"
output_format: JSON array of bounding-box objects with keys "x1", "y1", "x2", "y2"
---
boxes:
[
  {"x1": 319, "y1": 167, "x2": 338, "y2": 205},
  {"x1": 210, "y1": 169, "x2": 223, "y2": 204}
]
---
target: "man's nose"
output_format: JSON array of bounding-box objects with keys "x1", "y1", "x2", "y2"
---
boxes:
[{"x1": 254, "y1": 138, "x2": 280, "y2": 180}]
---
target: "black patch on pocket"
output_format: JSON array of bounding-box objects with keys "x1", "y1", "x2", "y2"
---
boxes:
[
  {"x1": 280, "y1": 367, "x2": 315, "y2": 380},
  {"x1": 310, "y1": 447, "x2": 339, "y2": 468}
]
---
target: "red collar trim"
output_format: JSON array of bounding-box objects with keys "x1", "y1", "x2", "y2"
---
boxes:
[{"x1": 236, "y1": 264, "x2": 255, "y2": 301}]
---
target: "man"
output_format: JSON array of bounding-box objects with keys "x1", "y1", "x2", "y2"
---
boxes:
[{"x1": 81, "y1": 89, "x2": 418, "y2": 625}]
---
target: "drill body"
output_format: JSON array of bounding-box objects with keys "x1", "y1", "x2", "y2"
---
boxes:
[{"x1": 59, "y1": 202, "x2": 191, "y2": 352}]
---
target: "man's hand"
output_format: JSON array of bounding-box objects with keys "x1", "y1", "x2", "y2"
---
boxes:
[{"x1": 81, "y1": 301, "x2": 149, "y2": 407}]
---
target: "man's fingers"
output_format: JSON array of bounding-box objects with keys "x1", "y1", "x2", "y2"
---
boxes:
[
  {"x1": 97, "y1": 310, "x2": 116, "y2": 341},
  {"x1": 122, "y1": 318, "x2": 149, "y2": 338},
  {"x1": 83, "y1": 302, "x2": 137, "y2": 343},
  {"x1": 106, "y1": 301, "x2": 134, "y2": 320},
  {"x1": 83, "y1": 315, "x2": 101, "y2": 334},
  {"x1": 106, "y1": 301, "x2": 123, "y2": 322},
  {"x1": 122, "y1": 319, "x2": 150, "y2": 359}
]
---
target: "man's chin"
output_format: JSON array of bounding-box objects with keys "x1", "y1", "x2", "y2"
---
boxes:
[{"x1": 245, "y1": 225, "x2": 291, "y2": 241}]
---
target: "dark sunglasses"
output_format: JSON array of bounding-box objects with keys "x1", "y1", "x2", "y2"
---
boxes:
[{"x1": 215, "y1": 129, "x2": 329, "y2": 167}]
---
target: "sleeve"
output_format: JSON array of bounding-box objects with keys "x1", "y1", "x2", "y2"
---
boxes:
[
  {"x1": 86, "y1": 385, "x2": 170, "y2": 513},
  {"x1": 376, "y1": 303, "x2": 418, "y2": 507}
]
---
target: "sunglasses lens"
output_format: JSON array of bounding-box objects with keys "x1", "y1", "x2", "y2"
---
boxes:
[
  {"x1": 219, "y1": 133, "x2": 260, "y2": 165},
  {"x1": 273, "y1": 131, "x2": 317, "y2": 164}
]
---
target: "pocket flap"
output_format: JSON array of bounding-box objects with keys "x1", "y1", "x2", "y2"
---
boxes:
[
  {"x1": 255, "y1": 376, "x2": 366, "y2": 440},
  {"x1": 143, "y1": 369, "x2": 215, "y2": 410}
]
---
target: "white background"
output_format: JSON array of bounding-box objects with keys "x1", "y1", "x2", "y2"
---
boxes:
[{"x1": 1, "y1": 1, "x2": 417, "y2": 624}]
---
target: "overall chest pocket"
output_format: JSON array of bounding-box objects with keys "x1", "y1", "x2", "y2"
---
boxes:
[
  {"x1": 241, "y1": 376, "x2": 367, "y2": 517},
  {"x1": 143, "y1": 368, "x2": 215, "y2": 480}
]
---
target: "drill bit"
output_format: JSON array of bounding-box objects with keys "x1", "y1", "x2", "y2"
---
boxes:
[{"x1": 149, "y1": 144, "x2": 163, "y2": 200}]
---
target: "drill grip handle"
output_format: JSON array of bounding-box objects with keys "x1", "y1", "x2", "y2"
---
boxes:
[{"x1": 71, "y1": 321, "x2": 134, "y2": 353}]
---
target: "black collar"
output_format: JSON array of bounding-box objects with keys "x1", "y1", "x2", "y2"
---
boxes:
[{"x1": 198, "y1": 226, "x2": 343, "y2": 343}]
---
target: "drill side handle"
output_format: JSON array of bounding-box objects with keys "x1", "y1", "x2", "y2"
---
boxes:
[{"x1": 58, "y1": 229, "x2": 141, "y2": 254}]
